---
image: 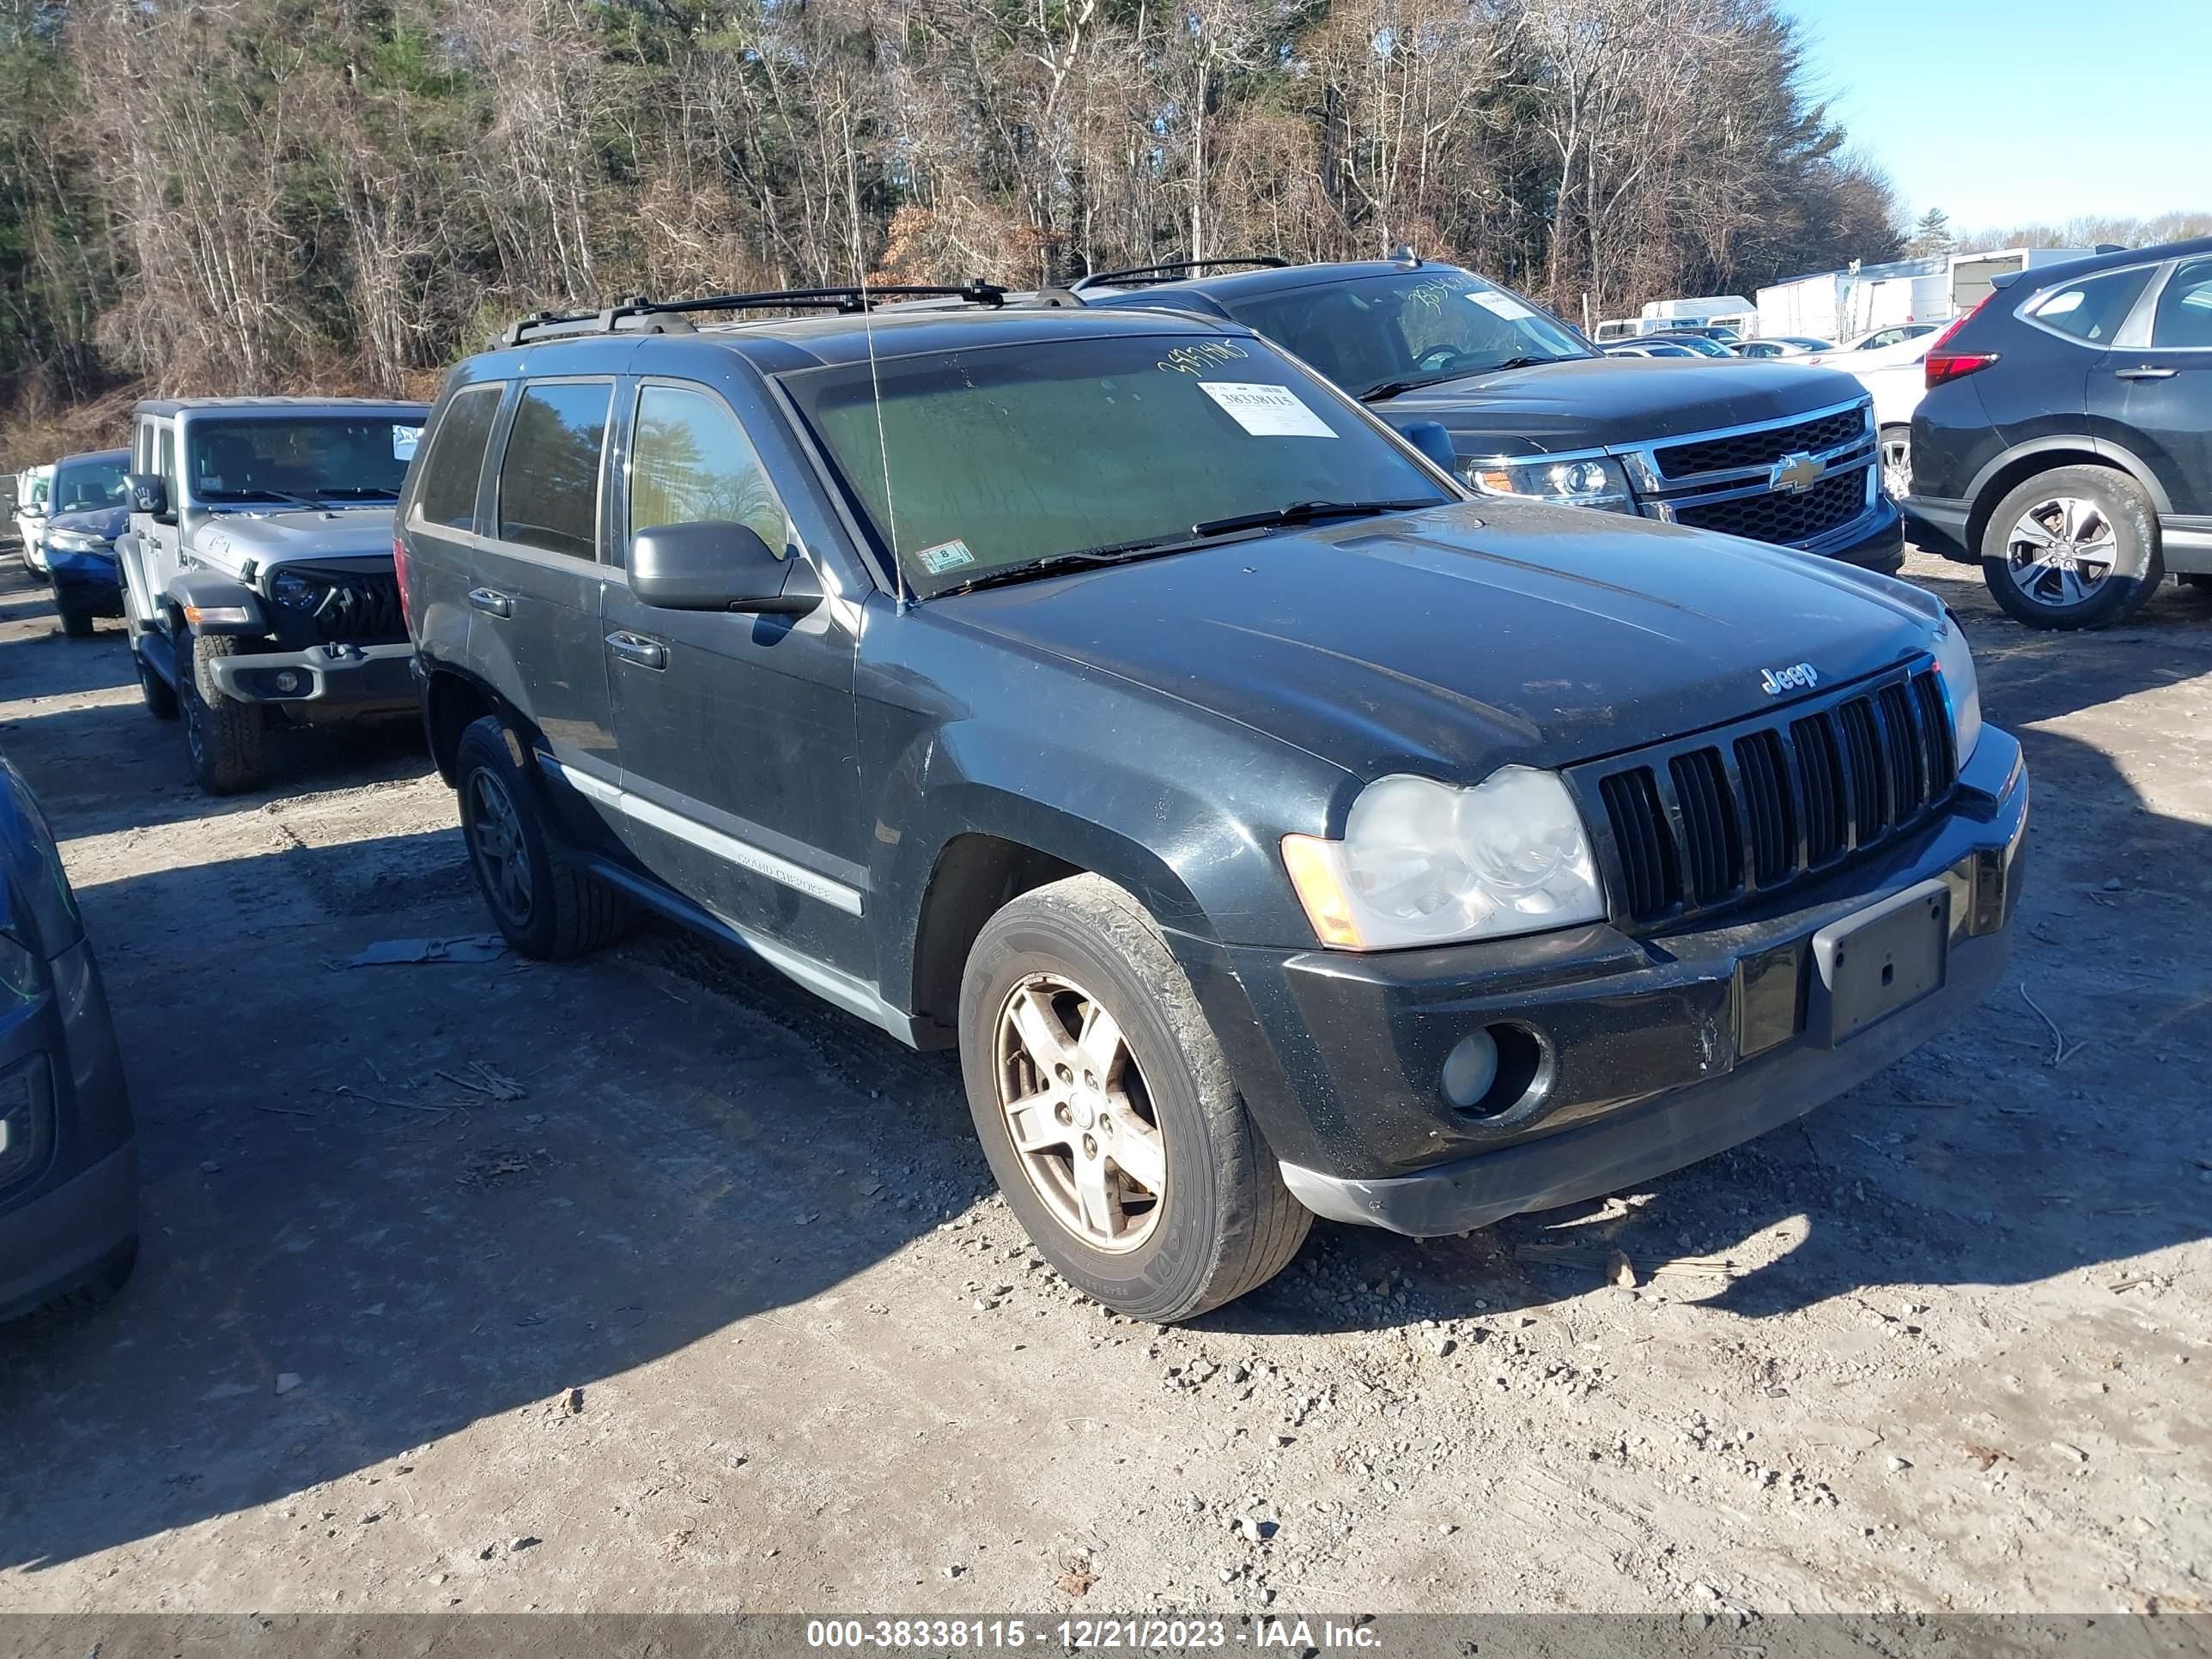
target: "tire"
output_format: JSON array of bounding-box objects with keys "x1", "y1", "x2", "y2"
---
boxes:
[
  {"x1": 959, "y1": 873, "x2": 1310, "y2": 1323},
  {"x1": 454, "y1": 714, "x2": 627, "y2": 959},
  {"x1": 1978, "y1": 465, "x2": 2161, "y2": 630},
  {"x1": 54, "y1": 592, "x2": 94, "y2": 639},
  {"x1": 22, "y1": 1237, "x2": 137, "y2": 1322},
  {"x1": 1879, "y1": 424, "x2": 1912, "y2": 504},
  {"x1": 133, "y1": 632, "x2": 179, "y2": 720},
  {"x1": 176, "y1": 629, "x2": 265, "y2": 793}
]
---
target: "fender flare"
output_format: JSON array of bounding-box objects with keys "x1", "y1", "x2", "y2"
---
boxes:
[
  {"x1": 164, "y1": 570, "x2": 267, "y2": 636},
  {"x1": 1966, "y1": 434, "x2": 2174, "y2": 520}
]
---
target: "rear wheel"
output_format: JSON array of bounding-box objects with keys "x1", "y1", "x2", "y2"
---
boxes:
[
  {"x1": 133, "y1": 633, "x2": 179, "y2": 719},
  {"x1": 454, "y1": 715, "x2": 627, "y2": 959},
  {"x1": 959, "y1": 874, "x2": 1310, "y2": 1323},
  {"x1": 177, "y1": 629, "x2": 264, "y2": 793},
  {"x1": 1979, "y1": 465, "x2": 2161, "y2": 630}
]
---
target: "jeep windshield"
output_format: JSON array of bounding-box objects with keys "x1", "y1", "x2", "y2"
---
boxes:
[
  {"x1": 186, "y1": 416, "x2": 423, "y2": 506},
  {"x1": 786, "y1": 334, "x2": 1452, "y2": 598},
  {"x1": 1212, "y1": 270, "x2": 1592, "y2": 402}
]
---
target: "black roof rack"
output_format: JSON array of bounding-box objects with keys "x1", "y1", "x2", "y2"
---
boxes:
[
  {"x1": 1066, "y1": 257, "x2": 1286, "y2": 294},
  {"x1": 497, "y1": 281, "x2": 1009, "y2": 347}
]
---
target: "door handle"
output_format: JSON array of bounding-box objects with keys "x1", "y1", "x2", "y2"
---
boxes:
[
  {"x1": 468, "y1": 586, "x2": 513, "y2": 617},
  {"x1": 2114, "y1": 366, "x2": 2177, "y2": 380},
  {"x1": 605, "y1": 630, "x2": 668, "y2": 671}
]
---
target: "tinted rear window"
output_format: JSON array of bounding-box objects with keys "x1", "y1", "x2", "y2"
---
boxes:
[
  {"x1": 497, "y1": 382, "x2": 611, "y2": 560},
  {"x1": 2027, "y1": 267, "x2": 2154, "y2": 344},
  {"x1": 417, "y1": 385, "x2": 503, "y2": 532},
  {"x1": 2151, "y1": 258, "x2": 2212, "y2": 349}
]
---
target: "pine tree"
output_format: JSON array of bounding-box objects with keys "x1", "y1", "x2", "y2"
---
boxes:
[{"x1": 1906, "y1": 208, "x2": 1956, "y2": 258}]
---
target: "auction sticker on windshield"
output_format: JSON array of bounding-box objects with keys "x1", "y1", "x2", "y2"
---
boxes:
[
  {"x1": 1197, "y1": 382, "x2": 1337, "y2": 439},
  {"x1": 392, "y1": 424, "x2": 422, "y2": 460},
  {"x1": 1468, "y1": 289, "x2": 1535, "y2": 321}
]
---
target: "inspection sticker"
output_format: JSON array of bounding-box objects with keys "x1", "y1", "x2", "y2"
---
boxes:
[
  {"x1": 915, "y1": 538, "x2": 977, "y2": 574},
  {"x1": 1196, "y1": 381, "x2": 1337, "y2": 438},
  {"x1": 392, "y1": 424, "x2": 422, "y2": 460},
  {"x1": 1468, "y1": 289, "x2": 1535, "y2": 320}
]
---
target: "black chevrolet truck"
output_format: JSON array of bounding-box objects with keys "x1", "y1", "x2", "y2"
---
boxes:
[
  {"x1": 400, "y1": 289, "x2": 2021, "y2": 1323},
  {"x1": 1069, "y1": 256, "x2": 1906, "y2": 573}
]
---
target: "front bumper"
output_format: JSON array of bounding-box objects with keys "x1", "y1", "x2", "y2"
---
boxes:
[
  {"x1": 1206, "y1": 730, "x2": 2028, "y2": 1236},
  {"x1": 48, "y1": 547, "x2": 123, "y2": 615},
  {"x1": 1810, "y1": 496, "x2": 1905, "y2": 574},
  {"x1": 1901, "y1": 495, "x2": 1973, "y2": 562},
  {"x1": 206, "y1": 639, "x2": 416, "y2": 711}
]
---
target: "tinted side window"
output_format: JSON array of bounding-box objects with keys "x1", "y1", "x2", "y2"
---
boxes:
[
  {"x1": 2028, "y1": 267, "x2": 2154, "y2": 344},
  {"x1": 156, "y1": 425, "x2": 177, "y2": 501},
  {"x1": 417, "y1": 385, "x2": 503, "y2": 532},
  {"x1": 628, "y1": 384, "x2": 789, "y2": 559},
  {"x1": 497, "y1": 382, "x2": 611, "y2": 560},
  {"x1": 2151, "y1": 258, "x2": 2212, "y2": 349}
]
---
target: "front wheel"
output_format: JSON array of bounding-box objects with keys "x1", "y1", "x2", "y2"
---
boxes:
[
  {"x1": 959, "y1": 874, "x2": 1310, "y2": 1323},
  {"x1": 177, "y1": 629, "x2": 264, "y2": 793},
  {"x1": 1979, "y1": 465, "x2": 2161, "y2": 629},
  {"x1": 54, "y1": 592, "x2": 94, "y2": 639}
]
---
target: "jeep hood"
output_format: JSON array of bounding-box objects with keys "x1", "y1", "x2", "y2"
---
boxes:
[
  {"x1": 939, "y1": 501, "x2": 1941, "y2": 781},
  {"x1": 188, "y1": 506, "x2": 399, "y2": 568},
  {"x1": 1374, "y1": 356, "x2": 1866, "y2": 455}
]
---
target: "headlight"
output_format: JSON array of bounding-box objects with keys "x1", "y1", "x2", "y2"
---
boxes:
[
  {"x1": 1464, "y1": 454, "x2": 1633, "y2": 514},
  {"x1": 270, "y1": 568, "x2": 329, "y2": 611},
  {"x1": 1930, "y1": 613, "x2": 1982, "y2": 763},
  {"x1": 1283, "y1": 767, "x2": 1607, "y2": 950},
  {"x1": 46, "y1": 529, "x2": 109, "y2": 553}
]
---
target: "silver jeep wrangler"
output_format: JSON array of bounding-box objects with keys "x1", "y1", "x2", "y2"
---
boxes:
[{"x1": 116, "y1": 397, "x2": 428, "y2": 793}]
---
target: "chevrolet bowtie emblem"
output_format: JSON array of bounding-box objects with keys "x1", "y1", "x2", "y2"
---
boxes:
[{"x1": 1769, "y1": 452, "x2": 1826, "y2": 493}]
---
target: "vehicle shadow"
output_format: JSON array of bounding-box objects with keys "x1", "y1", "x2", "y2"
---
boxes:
[
  {"x1": 1207, "y1": 561, "x2": 2212, "y2": 1334},
  {"x1": 0, "y1": 824, "x2": 991, "y2": 1577}
]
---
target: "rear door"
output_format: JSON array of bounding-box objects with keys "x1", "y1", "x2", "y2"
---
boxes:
[
  {"x1": 2092, "y1": 255, "x2": 2212, "y2": 518},
  {"x1": 473, "y1": 375, "x2": 622, "y2": 805},
  {"x1": 598, "y1": 373, "x2": 869, "y2": 974}
]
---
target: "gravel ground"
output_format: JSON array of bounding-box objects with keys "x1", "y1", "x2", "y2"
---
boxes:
[{"x1": 0, "y1": 546, "x2": 2206, "y2": 1618}]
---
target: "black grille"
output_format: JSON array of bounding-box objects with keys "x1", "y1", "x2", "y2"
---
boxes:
[
  {"x1": 1671, "y1": 467, "x2": 1870, "y2": 546},
  {"x1": 285, "y1": 568, "x2": 404, "y2": 644},
  {"x1": 1585, "y1": 667, "x2": 1958, "y2": 927},
  {"x1": 1653, "y1": 408, "x2": 1869, "y2": 478}
]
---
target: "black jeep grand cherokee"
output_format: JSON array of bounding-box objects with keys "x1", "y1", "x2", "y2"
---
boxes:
[{"x1": 399, "y1": 289, "x2": 2027, "y2": 1322}]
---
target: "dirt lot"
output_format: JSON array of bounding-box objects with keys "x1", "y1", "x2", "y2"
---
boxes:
[{"x1": 0, "y1": 546, "x2": 2206, "y2": 1619}]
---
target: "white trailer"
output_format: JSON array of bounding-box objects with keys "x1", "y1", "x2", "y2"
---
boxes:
[
  {"x1": 1758, "y1": 271, "x2": 1850, "y2": 342},
  {"x1": 1639, "y1": 294, "x2": 1758, "y2": 334}
]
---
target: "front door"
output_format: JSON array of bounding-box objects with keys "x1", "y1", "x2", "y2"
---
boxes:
[{"x1": 598, "y1": 376, "x2": 869, "y2": 975}]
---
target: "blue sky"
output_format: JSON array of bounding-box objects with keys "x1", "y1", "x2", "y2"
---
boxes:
[{"x1": 1778, "y1": 0, "x2": 2209, "y2": 231}]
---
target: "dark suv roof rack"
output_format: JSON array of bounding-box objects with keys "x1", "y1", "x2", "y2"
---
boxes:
[
  {"x1": 497, "y1": 281, "x2": 1009, "y2": 347},
  {"x1": 1066, "y1": 257, "x2": 1285, "y2": 294}
]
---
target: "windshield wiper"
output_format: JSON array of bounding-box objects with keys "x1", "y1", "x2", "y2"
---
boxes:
[
  {"x1": 1188, "y1": 498, "x2": 1438, "y2": 538},
  {"x1": 938, "y1": 531, "x2": 1250, "y2": 596},
  {"x1": 1361, "y1": 356, "x2": 1567, "y2": 401},
  {"x1": 312, "y1": 485, "x2": 400, "y2": 501}
]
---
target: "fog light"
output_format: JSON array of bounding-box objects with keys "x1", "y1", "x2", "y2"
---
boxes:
[
  {"x1": 1441, "y1": 1030, "x2": 1500, "y2": 1111},
  {"x1": 274, "y1": 670, "x2": 303, "y2": 695}
]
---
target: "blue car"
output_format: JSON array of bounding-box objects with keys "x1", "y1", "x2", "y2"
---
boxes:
[
  {"x1": 40, "y1": 447, "x2": 129, "y2": 639},
  {"x1": 0, "y1": 754, "x2": 137, "y2": 1320}
]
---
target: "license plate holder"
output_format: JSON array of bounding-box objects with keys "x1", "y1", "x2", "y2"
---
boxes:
[{"x1": 1808, "y1": 878, "x2": 1949, "y2": 1048}]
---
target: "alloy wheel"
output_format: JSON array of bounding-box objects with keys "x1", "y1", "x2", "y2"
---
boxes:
[
  {"x1": 1881, "y1": 431, "x2": 1911, "y2": 502},
  {"x1": 2003, "y1": 495, "x2": 2118, "y2": 608},
  {"x1": 467, "y1": 769, "x2": 534, "y2": 926},
  {"x1": 994, "y1": 973, "x2": 1165, "y2": 1253}
]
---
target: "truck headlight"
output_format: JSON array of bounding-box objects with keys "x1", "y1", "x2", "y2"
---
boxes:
[
  {"x1": 1464, "y1": 454, "x2": 1633, "y2": 514},
  {"x1": 1283, "y1": 768, "x2": 1606, "y2": 950},
  {"x1": 1931, "y1": 614, "x2": 1982, "y2": 763},
  {"x1": 270, "y1": 569, "x2": 330, "y2": 611}
]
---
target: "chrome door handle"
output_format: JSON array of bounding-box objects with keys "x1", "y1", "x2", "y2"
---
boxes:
[
  {"x1": 605, "y1": 630, "x2": 668, "y2": 671},
  {"x1": 468, "y1": 586, "x2": 513, "y2": 617},
  {"x1": 2114, "y1": 366, "x2": 2177, "y2": 380}
]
